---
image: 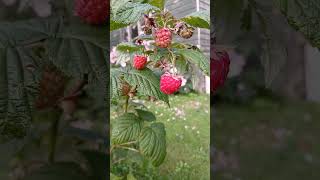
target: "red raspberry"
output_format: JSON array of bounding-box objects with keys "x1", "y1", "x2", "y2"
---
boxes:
[
  {"x1": 155, "y1": 28, "x2": 172, "y2": 48},
  {"x1": 133, "y1": 55, "x2": 147, "y2": 70},
  {"x1": 74, "y1": 0, "x2": 109, "y2": 25},
  {"x1": 160, "y1": 73, "x2": 182, "y2": 94},
  {"x1": 211, "y1": 49, "x2": 230, "y2": 93}
]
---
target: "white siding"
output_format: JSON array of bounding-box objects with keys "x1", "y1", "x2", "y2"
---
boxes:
[{"x1": 305, "y1": 44, "x2": 320, "y2": 102}]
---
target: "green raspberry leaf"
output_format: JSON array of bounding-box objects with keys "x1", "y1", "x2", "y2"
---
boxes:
[
  {"x1": 275, "y1": 0, "x2": 320, "y2": 49},
  {"x1": 116, "y1": 42, "x2": 141, "y2": 53},
  {"x1": 180, "y1": 10, "x2": 210, "y2": 29},
  {"x1": 112, "y1": 113, "x2": 143, "y2": 144},
  {"x1": 124, "y1": 68, "x2": 169, "y2": 104},
  {"x1": 136, "y1": 109, "x2": 156, "y2": 122},
  {"x1": 139, "y1": 122, "x2": 166, "y2": 167},
  {"x1": 111, "y1": 0, "x2": 159, "y2": 29},
  {"x1": 110, "y1": 68, "x2": 124, "y2": 100},
  {"x1": 147, "y1": 0, "x2": 166, "y2": 10},
  {"x1": 176, "y1": 49, "x2": 209, "y2": 76}
]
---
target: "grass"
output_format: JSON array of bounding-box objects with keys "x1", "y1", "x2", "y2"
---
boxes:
[
  {"x1": 111, "y1": 93, "x2": 210, "y2": 180},
  {"x1": 147, "y1": 93, "x2": 210, "y2": 180},
  {"x1": 214, "y1": 97, "x2": 320, "y2": 180}
]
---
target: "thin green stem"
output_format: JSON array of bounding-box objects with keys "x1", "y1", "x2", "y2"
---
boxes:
[
  {"x1": 168, "y1": 48, "x2": 176, "y2": 68},
  {"x1": 113, "y1": 158, "x2": 126, "y2": 164},
  {"x1": 48, "y1": 112, "x2": 62, "y2": 163},
  {"x1": 110, "y1": 141, "x2": 138, "y2": 153},
  {"x1": 118, "y1": 141, "x2": 137, "y2": 146},
  {"x1": 118, "y1": 146, "x2": 140, "y2": 153},
  {"x1": 124, "y1": 95, "x2": 129, "y2": 113}
]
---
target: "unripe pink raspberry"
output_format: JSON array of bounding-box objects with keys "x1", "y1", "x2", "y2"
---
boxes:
[
  {"x1": 211, "y1": 49, "x2": 230, "y2": 93},
  {"x1": 74, "y1": 0, "x2": 109, "y2": 25},
  {"x1": 155, "y1": 28, "x2": 172, "y2": 48},
  {"x1": 160, "y1": 73, "x2": 182, "y2": 94},
  {"x1": 133, "y1": 55, "x2": 147, "y2": 70}
]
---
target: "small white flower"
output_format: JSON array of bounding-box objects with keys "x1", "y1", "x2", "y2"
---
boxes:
[
  {"x1": 143, "y1": 40, "x2": 154, "y2": 51},
  {"x1": 181, "y1": 76, "x2": 187, "y2": 87},
  {"x1": 110, "y1": 48, "x2": 117, "y2": 64},
  {"x1": 120, "y1": 61, "x2": 126, "y2": 67},
  {"x1": 169, "y1": 67, "x2": 178, "y2": 74},
  {"x1": 184, "y1": 125, "x2": 189, "y2": 129}
]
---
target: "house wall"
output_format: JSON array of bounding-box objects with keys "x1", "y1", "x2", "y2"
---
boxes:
[
  {"x1": 165, "y1": 0, "x2": 210, "y2": 57},
  {"x1": 305, "y1": 45, "x2": 320, "y2": 102}
]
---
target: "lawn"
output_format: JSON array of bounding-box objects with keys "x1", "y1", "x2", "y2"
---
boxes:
[
  {"x1": 213, "y1": 97, "x2": 320, "y2": 180},
  {"x1": 111, "y1": 93, "x2": 210, "y2": 180}
]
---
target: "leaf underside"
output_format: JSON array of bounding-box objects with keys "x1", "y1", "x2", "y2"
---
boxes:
[
  {"x1": 275, "y1": 0, "x2": 320, "y2": 49},
  {"x1": 0, "y1": 17, "x2": 108, "y2": 141},
  {"x1": 112, "y1": 113, "x2": 143, "y2": 144},
  {"x1": 139, "y1": 122, "x2": 166, "y2": 167}
]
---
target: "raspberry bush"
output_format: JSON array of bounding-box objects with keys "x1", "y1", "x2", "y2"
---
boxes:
[{"x1": 110, "y1": 0, "x2": 209, "y2": 177}]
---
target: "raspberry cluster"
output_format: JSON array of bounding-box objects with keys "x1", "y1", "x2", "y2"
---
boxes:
[
  {"x1": 155, "y1": 28, "x2": 172, "y2": 48},
  {"x1": 160, "y1": 73, "x2": 182, "y2": 94},
  {"x1": 128, "y1": 13, "x2": 198, "y2": 96},
  {"x1": 74, "y1": 0, "x2": 109, "y2": 25},
  {"x1": 211, "y1": 49, "x2": 230, "y2": 93},
  {"x1": 133, "y1": 55, "x2": 147, "y2": 70}
]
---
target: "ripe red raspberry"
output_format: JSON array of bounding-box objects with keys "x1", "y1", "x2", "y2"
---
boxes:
[
  {"x1": 155, "y1": 28, "x2": 172, "y2": 48},
  {"x1": 133, "y1": 55, "x2": 147, "y2": 70},
  {"x1": 160, "y1": 73, "x2": 182, "y2": 94},
  {"x1": 211, "y1": 49, "x2": 230, "y2": 93},
  {"x1": 74, "y1": 0, "x2": 109, "y2": 25}
]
